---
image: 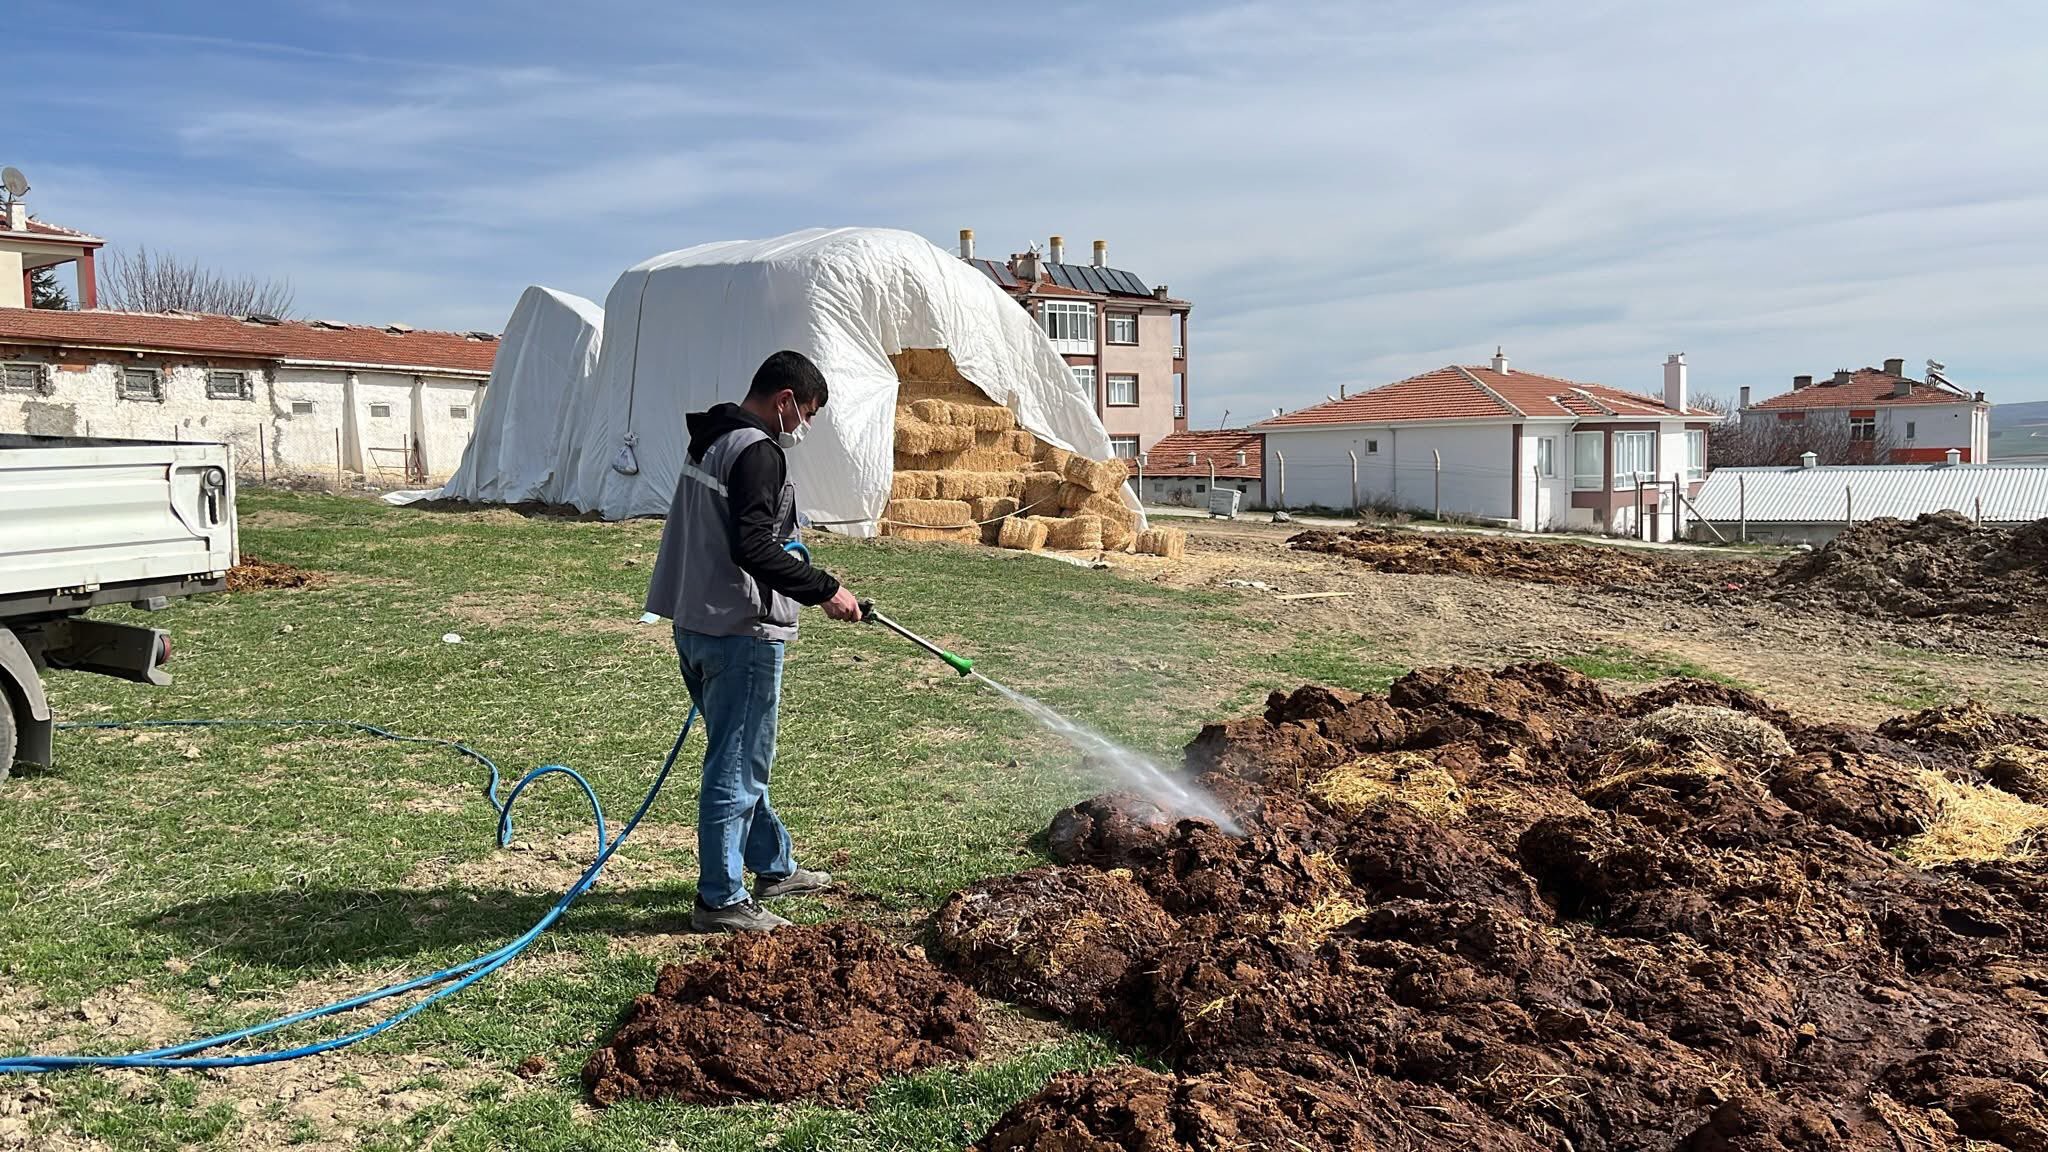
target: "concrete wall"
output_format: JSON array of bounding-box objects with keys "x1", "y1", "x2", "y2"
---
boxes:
[
  {"x1": 0, "y1": 347, "x2": 485, "y2": 481},
  {"x1": 1098, "y1": 305, "x2": 1178, "y2": 456},
  {"x1": 1262, "y1": 421, "x2": 1516, "y2": 519},
  {"x1": 1514, "y1": 426, "x2": 1575, "y2": 531}
]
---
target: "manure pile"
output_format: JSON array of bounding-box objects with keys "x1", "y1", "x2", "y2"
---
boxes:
[
  {"x1": 1288, "y1": 526, "x2": 1764, "y2": 590},
  {"x1": 1771, "y1": 511, "x2": 2048, "y2": 627},
  {"x1": 935, "y1": 663, "x2": 2048, "y2": 1151},
  {"x1": 885, "y1": 349, "x2": 1183, "y2": 557}
]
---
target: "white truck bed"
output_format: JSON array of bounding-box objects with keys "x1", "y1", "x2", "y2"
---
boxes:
[{"x1": 0, "y1": 435, "x2": 238, "y2": 616}]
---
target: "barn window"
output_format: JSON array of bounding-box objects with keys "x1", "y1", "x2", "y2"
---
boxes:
[
  {"x1": 120, "y1": 367, "x2": 163, "y2": 401},
  {"x1": 369, "y1": 403, "x2": 393, "y2": 419},
  {"x1": 450, "y1": 405, "x2": 470, "y2": 420},
  {"x1": 206, "y1": 370, "x2": 251, "y2": 400},
  {"x1": 1, "y1": 362, "x2": 44, "y2": 395},
  {"x1": 291, "y1": 400, "x2": 315, "y2": 415}
]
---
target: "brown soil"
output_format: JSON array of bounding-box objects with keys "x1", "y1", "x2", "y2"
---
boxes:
[
  {"x1": 1771, "y1": 512, "x2": 2048, "y2": 628},
  {"x1": 581, "y1": 922, "x2": 982, "y2": 1108},
  {"x1": 1289, "y1": 526, "x2": 1766, "y2": 591},
  {"x1": 227, "y1": 556, "x2": 327, "y2": 592},
  {"x1": 951, "y1": 663, "x2": 2048, "y2": 1151}
]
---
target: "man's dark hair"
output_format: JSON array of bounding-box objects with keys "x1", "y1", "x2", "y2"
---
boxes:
[{"x1": 748, "y1": 350, "x2": 829, "y2": 408}]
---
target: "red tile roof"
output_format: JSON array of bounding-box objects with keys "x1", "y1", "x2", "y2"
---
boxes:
[
  {"x1": 0, "y1": 307, "x2": 499, "y2": 375},
  {"x1": 1748, "y1": 369, "x2": 1979, "y2": 410},
  {"x1": 1144, "y1": 429, "x2": 1263, "y2": 478},
  {"x1": 9, "y1": 217, "x2": 105, "y2": 246},
  {"x1": 1254, "y1": 364, "x2": 1698, "y2": 429}
]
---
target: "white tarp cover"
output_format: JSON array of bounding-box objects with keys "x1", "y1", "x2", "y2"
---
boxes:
[
  {"x1": 440, "y1": 286, "x2": 604, "y2": 505},
  {"x1": 554, "y1": 227, "x2": 1127, "y2": 528}
]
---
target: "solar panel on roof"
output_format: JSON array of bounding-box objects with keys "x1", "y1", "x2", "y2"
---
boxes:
[{"x1": 1080, "y1": 266, "x2": 1111, "y2": 295}]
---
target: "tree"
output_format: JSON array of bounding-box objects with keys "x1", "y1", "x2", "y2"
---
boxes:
[
  {"x1": 1696, "y1": 391, "x2": 1898, "y2": 467},
  {"x1": 99, "y1": 246, "x2": 295, "y2": 318},
  {"x1": 29, "y1": 265, "x2": 70, "y2": 310}
]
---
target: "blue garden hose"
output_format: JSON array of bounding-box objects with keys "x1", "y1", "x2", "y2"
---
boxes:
[{"x1": 0, "y1": 708, "x2": 696, "y2": 1073}]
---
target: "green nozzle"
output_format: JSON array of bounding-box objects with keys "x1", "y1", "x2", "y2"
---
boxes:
[{"x1": 941, "y1": 651, "x2": 974, "y2": 677}]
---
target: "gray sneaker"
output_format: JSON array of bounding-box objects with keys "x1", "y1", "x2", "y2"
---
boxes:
[
  {"x1": 754, "y1": 866, "x2": 833, "y2": 901},
  {"x1": 691, "y1": 898, "x2": 791, "y2": 933}
]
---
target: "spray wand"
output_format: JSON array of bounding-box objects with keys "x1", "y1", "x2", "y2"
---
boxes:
[{"x1": 858, "y1": 600, "x2": 974, "y2": 676}]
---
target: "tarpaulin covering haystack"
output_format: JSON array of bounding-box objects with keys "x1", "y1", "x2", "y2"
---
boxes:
[{"x1": 440, "y1": 286, "x2": 604, "y2": 505}]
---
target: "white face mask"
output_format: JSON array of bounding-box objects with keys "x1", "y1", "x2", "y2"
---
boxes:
[{"x1": 776, "y1": 398, "x2": 811, "y2": 450}]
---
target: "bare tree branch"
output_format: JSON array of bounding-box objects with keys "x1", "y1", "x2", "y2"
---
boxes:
[
  {"x1": 98, "y1": 246, "x2": 296, "y2": 318},
  {"x1": 1696, "y1": 391, "x2": 1899, "y2": 466}
]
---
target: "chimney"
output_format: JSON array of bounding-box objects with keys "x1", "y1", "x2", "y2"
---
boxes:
[
  {"x1": 959, "y1": 228, "x2": 974, "y2": 260},
  {"x1": 4, "y1": 202, "x2": 22, "y2": 231},
  {"x1": 1188, "y1": 452, "x2": 1197, "y2": 466},
  {"x1": 1092, "y1": 239, "x2": 1107, "y2": 268},
  {"x1": 1739, "y1": 385, "x2": 1752, "y2": 409},
  {"x1": 1048, "y1": 235, "x2": 1065, "y2": 264},
  {"x1": 1793, "y1": 374, "x2": 1813, "y2": 390},
  {"x1": 1894, "y1": 377, "x2": 1912, "y2": 399},
  {"x1": 1339, "y1": 384, "x2": 1347, "y2": 399},
  {"x1": 1236, "y1": 450, "x2": 1248, "y2": 467},
  {"x1": 1831, "y1": 369, "x2": 1852, "y2": 386},
  {"x1": 1491, "y1": 346, "x2": 1510, "y2": 374},
  {"x1": 1011, "y1": 248, "x2": 1041, "y2": 282},
  {"x1": 1153, "y1": 285, "x2": 1169, "y2": 300},
  {"x1": 1945, "y1": 448, "x2": 1962, "y2": 466},
  {"x1": 1884, "y1": 357, "x2": 1904, "y2": 376},
  {"x1": 1663, "y1": 352, "x2": 1688, "y2": 412},
  {"x1": 1800, "y1": 451, "x2": 1819, "y2": 469}
]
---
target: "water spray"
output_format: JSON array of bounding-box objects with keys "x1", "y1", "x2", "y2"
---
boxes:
[{"x1": 858, "y1": 601, "x2": 1241, "y2": 835}]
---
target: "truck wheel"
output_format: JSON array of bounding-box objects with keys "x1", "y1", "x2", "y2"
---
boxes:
[{"x1": 0, "y1": 691, "x2": 15, "y2": 784}]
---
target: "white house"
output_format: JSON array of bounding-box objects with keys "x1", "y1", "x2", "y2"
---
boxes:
[
  {"x1": 0, "y1": 307, "x2": 499, "y2": 481},
  {"x1": 1254, "y1": 351, "x2": 1712, "y2": 538},
  {"x1": 1739, "y1": 359, "x2": 1991, "y2": 463}
]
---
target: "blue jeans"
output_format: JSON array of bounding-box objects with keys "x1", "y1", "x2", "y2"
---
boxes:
[{"x1": 674, "y1": 627, "x2": 794, "y2": 909}]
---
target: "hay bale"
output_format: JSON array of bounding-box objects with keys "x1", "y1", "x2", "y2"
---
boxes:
[
  {"x1": 885, "y1": 498, "x2": 972, "y2": 528},
  {"x1": 962, "y1": 404, "x2": 1016, "y2": 432},
  {"x1": 934, "y1": 471, "x2": 1027, "y2": 501},
  {"x1": 890, "y1": 348, "x2": 974, "y2": 386},
  {"x1": 1036, "y1": 515, "x2": 1104, "y2": 551},
  {"x1": 1037, "y1": 444, "x2": 1074, "y2": 476},
  {"x1": 895, "y1": 419, "x2": 975, "y2": 454},
  {"x1": 1062, "y1": 455, "x2": 1128, "y2": 493},
  {"x1": 908, "y1": 398, "x2": 960, "y2": 426},
  {"x1": 884, "y1": 524, "x2": 979, "y2": 543},
  {"x1": 890, "y1": 471, "x2": 941, "y2": 500},
  {"x1": 1019, "y1": 472, "x2": 1065, "y2": 516},
  {"x1": 1135, "y1": 528, "x2": 1187, "y2": 559},
  {"x1": 999, "y1": 517, "x2": 1049, "y2": 551},
  {"x1": 969, "y1": 496, "x2": 1020, "y2": 523},
  {"x1": 1632, "y1": 705, "x2": 1793, "y2": 763},
  {"x1": 1001, "y1": 430, "x2": 1039, "y2": 455}
]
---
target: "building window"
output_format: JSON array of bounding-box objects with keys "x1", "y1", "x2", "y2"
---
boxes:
[
  {"x1": 1572, "y1": 431, "x2": 1604, "y2": 490},
  {"x1": 120, "y1": 367, "x2": 163, "y2": 401},
  {"x1": 291, "y1": 400, "x2": 315, "y2": 415},
  {"x1": 1, "y1": 362, "x2": 44, "y2": 395},
  {"x1": 1365, "y1": 438, "x2": 1380, "y2": 454},
  {"x1": 450, "y1": 405, "x2": 470, "y2": 420},
  {"x1": 1849, "y1": 416, "x2": 1877, "y2": 442},
  {"x1": 1195, "y1": 483, "x2": 1207, "y2": 493},
  {"x1": 1106, "y1": 374, "x2": 1138, "y2": 406},
  {"x1": 1106, "y1": 313, "x2": 1138, "y2": 344},
  {"x1": 1905, "y1": 421, "x2": 1917, "y2": 441},
  {"x1": 369, "y1": 403, "x2": 394, "y2": 419},
  {"x1": 1109, "y1": 435, "x2": 1140, "y2": 459},
  {"x1": 1612, "y1": 431, "x2": 1654, "y2": 483},
  {"x1": 205, "y1": 370, "x2": 251, "y2": 400},
  {"x1": 1536, "y1": 436, "x2": 1557, "y2": 478},
  {"x1": 1685, "y1": 429, "x2": 1706, "y2": 480},
  {"x1": 1040, "y1": 301, "x2": 1095, "y2": 350},
  {"x1": 1070, "y1": 365, "x2": 1097, "y2": 394}
]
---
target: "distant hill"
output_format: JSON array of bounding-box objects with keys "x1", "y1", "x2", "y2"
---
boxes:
[{"x1": 1990, "y1": 400, "x2": 2048, "y2": 461}]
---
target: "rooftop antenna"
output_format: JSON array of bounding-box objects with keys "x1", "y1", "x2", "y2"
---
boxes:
[
  {"x1": 0, "y1": 167, "x2": 28, "y2": 205},
  {"x1": 1218, "y1": 408, "x2": 1230, "y2": 428}
]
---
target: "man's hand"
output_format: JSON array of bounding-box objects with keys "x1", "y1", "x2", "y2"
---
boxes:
[{"x1": 822, "y1": 586, "x2": 862, "y2": 622}]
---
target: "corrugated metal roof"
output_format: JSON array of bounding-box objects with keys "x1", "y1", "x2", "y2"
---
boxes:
[{"x1": 1691, "y1": 464, "x2": 2048, "y2": 524}]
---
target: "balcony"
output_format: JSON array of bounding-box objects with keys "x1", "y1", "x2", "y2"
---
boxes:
[
  {"x1": 1171, "y1": 345, "x2": 1184, "y2": 360},
  {"x1": 1173, "y1": 403, "x2": 1186, "y2": 419}
]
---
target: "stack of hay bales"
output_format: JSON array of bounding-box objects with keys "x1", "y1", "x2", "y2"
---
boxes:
[{"x1": 882, "y1": 349, "x2": 1139, "y2": 552}]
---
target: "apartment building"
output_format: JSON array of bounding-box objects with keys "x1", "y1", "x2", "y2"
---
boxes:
[
  {"x1": 960, "y1": 230, "x2": 1189, "y2": 460},
  {"x1": 1739, "y1": 358, "x2": 1991, "y2": 464}
]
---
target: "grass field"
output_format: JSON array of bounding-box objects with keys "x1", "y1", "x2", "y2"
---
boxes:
[{"x1": 3, "y1": 489, "x2": 1430, "y2": 1151}]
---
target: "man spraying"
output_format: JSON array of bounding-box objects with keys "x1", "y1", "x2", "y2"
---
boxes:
[{"x1": 645, "y1": 350, "x2": 863, "y2": 932}]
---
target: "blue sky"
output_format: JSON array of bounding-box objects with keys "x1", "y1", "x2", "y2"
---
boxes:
[{"x1": 12, "y1": 0, "x2": 2047, "y2": 423}]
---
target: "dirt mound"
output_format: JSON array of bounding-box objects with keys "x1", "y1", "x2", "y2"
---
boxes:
[
  {"x1": 945, "y1": 664, "x2": 2048, "y2": 1151},
  {"x1": 227, "y1": 557, "x2": 326, "y2": 592},
  {"x1": 1771, "y1": 512, "x2": 2048, "y2": 626},
  {"x1": 581, "y1": 922, "x2": 981, "y2": 1108},
  {"x1": 1288, "y1": 528, "x2": 1772, "y2": 596}
]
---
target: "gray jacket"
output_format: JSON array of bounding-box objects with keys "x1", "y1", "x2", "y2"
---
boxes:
[{"x1": 644, "y1": 425, "x2": 801, "y2": 641}]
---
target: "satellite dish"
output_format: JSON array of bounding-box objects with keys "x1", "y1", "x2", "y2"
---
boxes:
[{"x1": 0, "y1": 167, "x2": 27, "y2": 199}]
